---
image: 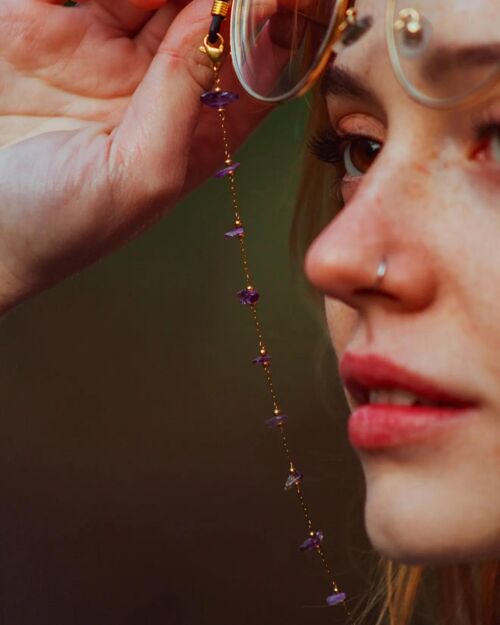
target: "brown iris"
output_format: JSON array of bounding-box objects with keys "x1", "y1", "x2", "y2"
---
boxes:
[{"x1": 344, "y1": 137, "x2": 381, "y2": 176}]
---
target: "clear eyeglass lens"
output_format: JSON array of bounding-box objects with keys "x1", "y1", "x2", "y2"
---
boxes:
[
  {"x1": 386, "y1": 0, "x2": 500, "y2": 107},
  {"x1": 230, "y1": 0, "x2": 342, "y2": 102}
]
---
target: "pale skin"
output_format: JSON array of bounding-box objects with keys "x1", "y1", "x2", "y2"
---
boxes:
[
  {"x1": 0, "y1": 0, "x2": 270, "y2": 313},
  {"x1": 305, "y1": 0, "x2": 500, "y2": 564},
  {"x1": 2, "y1": 0, "x2": 499, "y2": 568}
]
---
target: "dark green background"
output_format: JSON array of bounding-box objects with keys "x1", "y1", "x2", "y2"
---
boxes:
[{"x1": 0, "y1": 100, "x2": 373, "y2": 624}]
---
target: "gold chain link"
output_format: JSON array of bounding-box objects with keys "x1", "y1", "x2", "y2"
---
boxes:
[{"x1": 211, "y1": 63, "x2": 353, "y2": 622}]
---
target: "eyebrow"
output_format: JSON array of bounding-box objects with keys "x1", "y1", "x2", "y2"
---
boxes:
[
  {"x1": 424, "y1": 43, "x2": 500, "y2": 80},
  {"x1": 321, "y1": 44, "x2": 500, "y2": 101},
  {"x1": 320, "y1": 65, "x2": 380, "y2": 106}
]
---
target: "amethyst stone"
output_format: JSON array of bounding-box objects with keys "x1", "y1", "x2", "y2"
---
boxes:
[
  {"x1": 284, "y1": 471, "x2": 303, "y2": 491},
  {"x1": 299, "y1": 530, "x2": 324, "y2": 552},
  {"x1": 237, "y1": 288, "x2": 259, "y2": 305},
  {"x1": 200, "y1": 90, "x2": 239, "y2": 109},
  {"x1": 252, "y1": 353, "x2": 272, "y2": 365},
  {"x1": 224, "y1": 227, "x2": 244, "y2": 239},
  {"x1": 215, "y1": 162, "x2": 241, "y2": 178},
  {"x1": 326, "y1": 592, "x2": 346, "y2": 607},
  {"x1": 264, "y1": 414, "x2": 288, "y2": 428}
]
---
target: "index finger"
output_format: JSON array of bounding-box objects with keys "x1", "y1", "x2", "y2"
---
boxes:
[{"x1": 69, "y1": 0, "x2": 168, "y2": 33}]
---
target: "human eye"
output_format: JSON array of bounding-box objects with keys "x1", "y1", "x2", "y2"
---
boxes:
[
  {"x1": 471, "y1": 122, "x2": 500, "y2": 165},
  {"x1": 310, "y1": 128, "x2": 382, "y2": 178}
]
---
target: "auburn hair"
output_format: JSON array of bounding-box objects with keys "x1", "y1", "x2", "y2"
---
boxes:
[{"x1": 290, "y1": 86, "x2": 500, "y2": 625}]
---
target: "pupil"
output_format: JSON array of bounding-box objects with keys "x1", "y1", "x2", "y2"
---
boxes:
[{"x1": 350, "y1": 139, "x2": 380, "y2": 173}]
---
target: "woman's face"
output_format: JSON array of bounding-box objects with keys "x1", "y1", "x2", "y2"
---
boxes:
[{"x1": 304, "y1": 0, "x2": 500, "y2": 565}]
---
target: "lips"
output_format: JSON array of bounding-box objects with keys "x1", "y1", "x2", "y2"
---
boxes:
[{"x1": 339, "y1": 353, "x2": 478, "y2": 449}]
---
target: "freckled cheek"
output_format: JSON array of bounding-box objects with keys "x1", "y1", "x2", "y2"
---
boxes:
[{"x1": 324, "y1": 297, "x2": 357, "y2": 355}]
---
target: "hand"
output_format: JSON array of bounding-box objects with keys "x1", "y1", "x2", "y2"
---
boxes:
[{"x1": 0, "y1": 0, "x2": 270, "y2": 313}]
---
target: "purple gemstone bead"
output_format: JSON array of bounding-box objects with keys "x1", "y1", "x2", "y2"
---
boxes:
[
  {"x1": 326, "y1": 592, "x2": 346, "y2": 607},
  {"x1": 200, "y1": 90, "x2": 239, "y2": 109},
  {"x1": 284, "y1": 471, "x2": 303, "y2": 491},
  {"x1": 224, "y1": 227, "x2": 244, "y2": 239},
  {"x1": 215, "y1": 162, "x2": 241, "y2": 178},
  {"x1": 252, "y1": 353, "x2": 272, "y2": 365},
  {"x1": 264, "y1": 414, "x2": 288, "y2": 428},
  {"x1": 299, "y1": 530, "x2": 324, "y2": 552},
  {"x1": 237, "y1": 288, "x2": 259, "y2": 305}
]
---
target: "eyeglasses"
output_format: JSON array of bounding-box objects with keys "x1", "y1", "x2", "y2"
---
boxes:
[{"x1": 229, "y1": 0, "x2": 500, "y2": 109}]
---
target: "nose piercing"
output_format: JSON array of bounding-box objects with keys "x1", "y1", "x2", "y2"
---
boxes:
[{"x1": 374, "y1": 258, "x2": 388, "y2": 288}]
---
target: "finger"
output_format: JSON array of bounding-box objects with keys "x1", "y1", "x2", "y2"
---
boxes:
[
  {"x1": 77, "y1": 0, "x2": 164, "y2": 34},
  {"x1": 109, "y1": 0, "x2": 273, "y2": 212},
  {"x1": 184, "y1": 50, "x2": 273, "y2": 192},
  {"x1": 107, "y1": 0, "x2": 216, "y2": 201},
  {"x1": 134, "y1": 3, "x2": 179, "y2": 55},
  {"x1": 180, "y1": 15, "x2": 273, "y2": 191},
  {"x1": 25, "y1": 0, "x2": 162, "y2": 35}
]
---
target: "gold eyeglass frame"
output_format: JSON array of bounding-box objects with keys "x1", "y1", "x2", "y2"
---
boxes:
[
  {"x1": 385, "y1": 0, "x2": 500, "y2": 110},
  {"x1": 229, "y1": 0, "x2": 357, "y2": 103},
  {"x1": 229, "y1": 0, "x2": 500, "y2": 108}
]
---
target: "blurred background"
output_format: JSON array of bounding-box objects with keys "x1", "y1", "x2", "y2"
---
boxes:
[{"x1": 0, "y1": 98, "x2": 374, "y2": 625}]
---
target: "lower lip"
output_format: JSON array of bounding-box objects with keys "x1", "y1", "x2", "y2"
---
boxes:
[{"x1": 348, "y1": 404, "x2": 472, "y2": 450}]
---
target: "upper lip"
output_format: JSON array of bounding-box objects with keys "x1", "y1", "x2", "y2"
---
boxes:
[{"x1": 340, "y1": 352, "x2": 478, "y2": 408}]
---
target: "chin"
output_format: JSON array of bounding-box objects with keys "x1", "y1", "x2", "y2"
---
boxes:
[
  {"x1": 362, "y1": 477, "x2": 500, "y2": 566},
  {"x1": 364, "y1": 520, "x2": 467, "y2": 566}
]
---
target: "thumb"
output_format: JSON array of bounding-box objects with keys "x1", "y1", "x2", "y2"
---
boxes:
[{"x1": 108, "y1": 0, "x2": 215, "y2": 209}]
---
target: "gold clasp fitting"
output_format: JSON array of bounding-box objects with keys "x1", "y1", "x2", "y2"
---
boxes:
[
  {"x1": 199, "y1": 33, "x2": 225, "y2": 65},
  {"x1": 336, "y1": 7, "x2": 373, "y2": 49},
  {"x1": 211, "y1": 0, "x2": 230, "y2": 18},
  {"x1": 394, "y1": 8, "x2": 423, "y2": 40},
  {"x1": 338, "y1": 7, "x2": 357, "y2": 34}
]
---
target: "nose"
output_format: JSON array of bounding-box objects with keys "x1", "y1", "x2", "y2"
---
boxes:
[{"x1": 304, "y1": 165, "x2": 438, "y2": 314}]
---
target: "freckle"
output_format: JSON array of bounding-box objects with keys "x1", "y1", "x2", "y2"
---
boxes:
[{"x1": 414, "y1": 162, "x2": 430, "y2": 175}]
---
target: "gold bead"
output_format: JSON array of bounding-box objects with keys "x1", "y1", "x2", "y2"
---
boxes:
[
  {"x1": 407, "y1": 21, "x2": 421, "y2": 34},
  {"x1": 225, "y1": 158, "x2": 232, "y2": 165},
  {"x1": 235, "y1": 219, "x2": 242, "y2": 227},
  {"x1": 273, "y1": 408, "x2": 280, "y2": 415},
  {"x1": 260, "y1": 347, "x2": 266, "y2": 355}
]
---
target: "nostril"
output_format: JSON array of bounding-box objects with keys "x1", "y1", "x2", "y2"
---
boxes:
[{"x1": 354, "y1": 287, "x2": 399, "y2": 300}]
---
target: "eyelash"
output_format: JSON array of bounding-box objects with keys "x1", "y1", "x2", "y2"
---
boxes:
[
  {"x1": 475, "y1": 122, "x2": 499, "y2": 140},
  {"x1": 309, "y1": 128, "x2": 362, "y2": 167},
  {"x1": 310, "y1": 121, "x2": 500, "y2": 168},
  {"x1": 473, "y1": 107, "x2": 500, "y2": 139}
]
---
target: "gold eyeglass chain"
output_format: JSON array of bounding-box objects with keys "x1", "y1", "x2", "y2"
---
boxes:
[{"x1": 199, "y1": 2, "x2": 353, "y2": 618}]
